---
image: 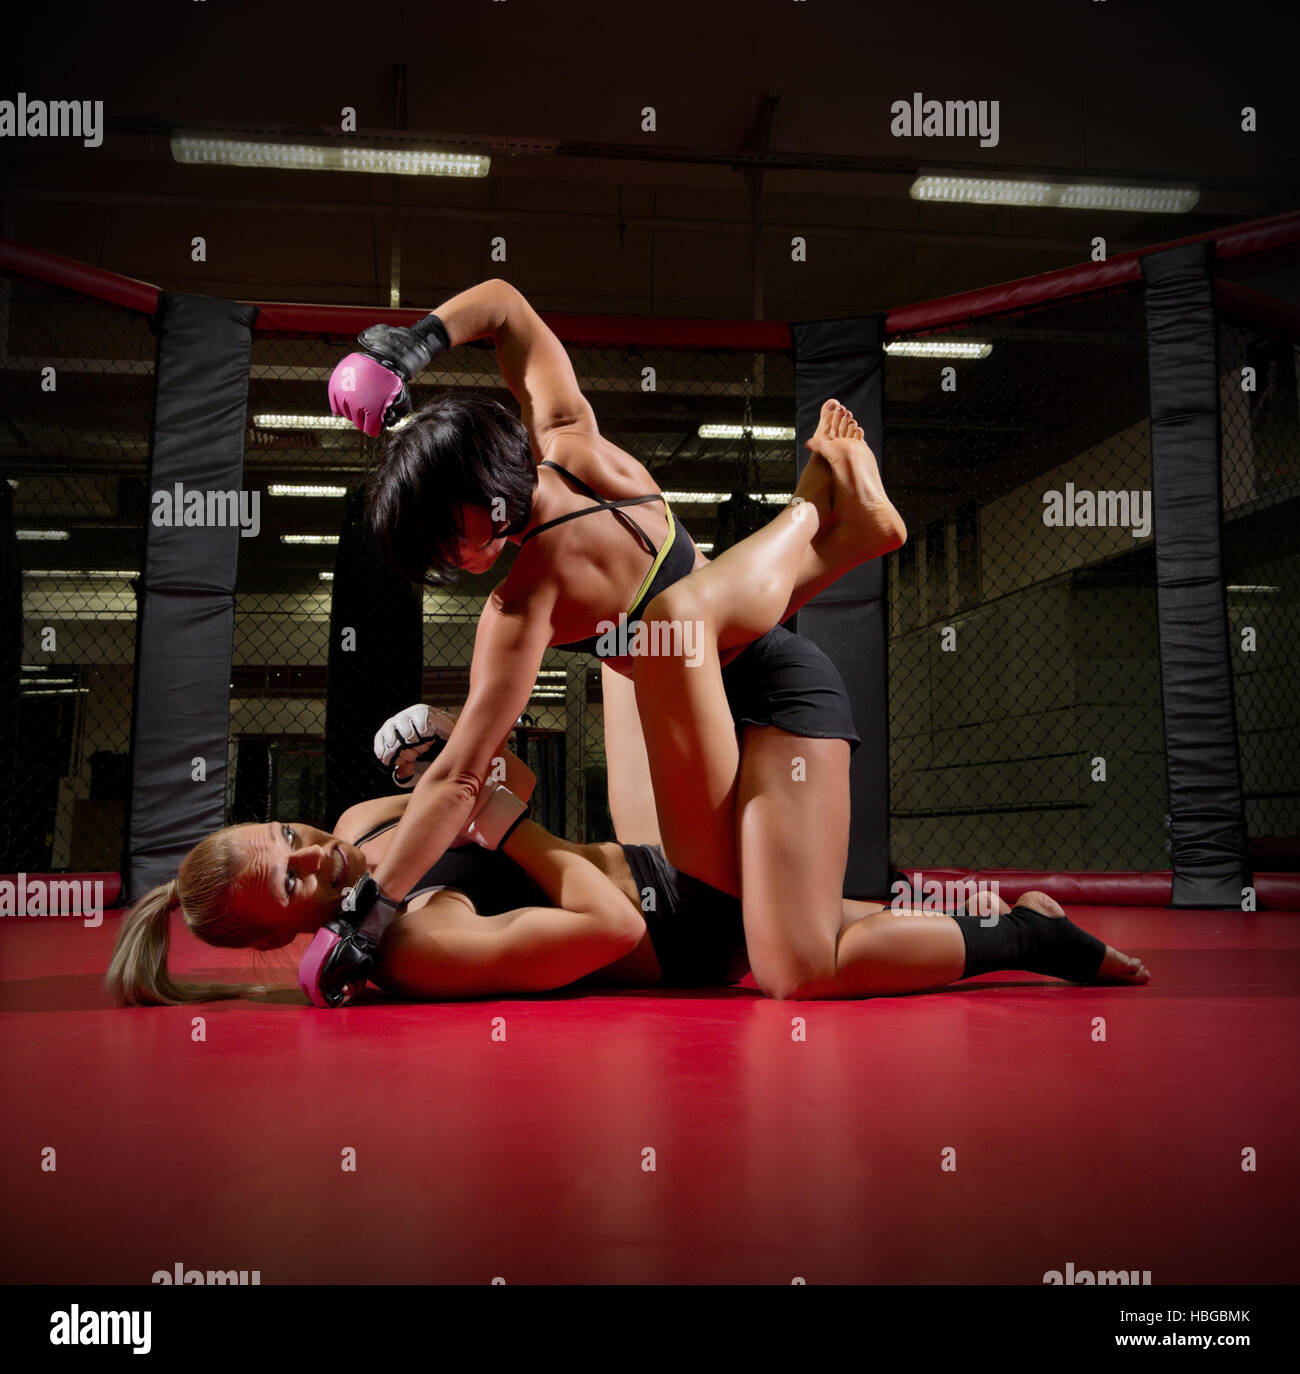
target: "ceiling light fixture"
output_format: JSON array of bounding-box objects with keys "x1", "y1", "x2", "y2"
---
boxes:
[
  {"x1": 911, "y1": 174, "x2": 1198, "y2": 214},
  {"x1": 254, "y1": 414, "x2": 352, "y2": 431},
  {"x1": 173, "y1": 136, "x2": 490, "y2": 179},
  {"x1": 885, "y1": 340, "x2": 992, "y2": 359},
  {"x1": 23, "y1": 569, "x2": 137, "y2": 579},
  {"x1": 697, "y1": 425, "x2": 796, "y2": 441},
  {"x1": 660, "y1": 491, "x2": 793, "y2": 505}
]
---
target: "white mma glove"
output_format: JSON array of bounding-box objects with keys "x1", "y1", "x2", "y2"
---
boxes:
[
  {"x1": 465, "y1": 780, "x2": 529, "y2": 851},
  {"x1": 374, "y1": 704, "x2": 455, "y2": 789}
]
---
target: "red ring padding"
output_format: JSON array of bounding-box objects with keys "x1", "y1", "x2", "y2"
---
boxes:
[{"x1": 892, "y1": 868, "x2": 1300, "y2": 910}]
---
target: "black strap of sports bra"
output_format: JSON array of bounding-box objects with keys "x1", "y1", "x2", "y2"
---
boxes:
[
  {"x1": 521, "y1": 460, "x2": 663, "y2": 556},
  {"x1": 351, "y1": 817, "x2": 399, "y2": 847}
]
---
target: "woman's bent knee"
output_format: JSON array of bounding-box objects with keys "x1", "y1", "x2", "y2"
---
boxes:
[
  {"x1": 749, "y1": 951, "x2": 837, "y2": 1002},
  {"x1": 644, "y1": 581, "x2": 706, "y2": 628}
]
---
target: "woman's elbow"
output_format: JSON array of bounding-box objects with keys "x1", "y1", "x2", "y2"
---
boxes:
[
  {"x1": 439, "y1": 769, "x2": 484, "y2": 809},
  {"x1": 606, "y1": 903, "x2": 647, "y2": 954}
]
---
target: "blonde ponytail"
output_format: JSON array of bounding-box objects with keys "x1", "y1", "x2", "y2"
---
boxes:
[{"x1": 104, "y1": 825, "x2": 279, "y2": 1006}]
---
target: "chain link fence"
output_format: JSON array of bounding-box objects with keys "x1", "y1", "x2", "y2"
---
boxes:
[
  {"x1": 884, "y1": 287, "x2": 1165, "y2": 871},
  {"x1": 1, "y1": 275, "x2": 151, "y2": 873},
  {"x1": 1219, "y1": 312, "x2": 1300, "y2": 853},
  {"x1": 2, "y1": 277, "x2": 798, "y2": 864},
  {"x1": 6, "y1": 265, "x2": 1292, "y2": 879}
]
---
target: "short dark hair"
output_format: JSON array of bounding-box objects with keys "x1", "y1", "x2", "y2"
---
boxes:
[{"x1": 366, "y1": 393, "x2": 537, "y2": 586}]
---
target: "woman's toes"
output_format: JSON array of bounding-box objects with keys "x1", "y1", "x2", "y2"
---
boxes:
[
  {"x1": 807, "y1": 398, "x2": 840, "y2": 449},
  {"x1": 1097, "y1": 946, "x2": 1150, "y2": 984}
]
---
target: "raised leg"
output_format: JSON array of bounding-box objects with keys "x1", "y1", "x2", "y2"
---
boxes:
[{"x1": 631, "y1": 473, "x2": 827, "y2": 894}]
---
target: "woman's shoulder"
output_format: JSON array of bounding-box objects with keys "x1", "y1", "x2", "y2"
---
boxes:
[
  {"x1": 332, "y1": 795, "x2": 407, "y2": 844},
  {"x1": 540, "y1": 430, "x2": 657, "y2": 496}
]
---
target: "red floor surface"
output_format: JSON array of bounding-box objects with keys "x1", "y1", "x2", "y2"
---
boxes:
[{"x1": 3, "y1": 905, "x2": 1298, "y2": 1285}]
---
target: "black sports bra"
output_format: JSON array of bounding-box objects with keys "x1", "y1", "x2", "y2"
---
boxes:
[
  {"x1": 520, "y1": 460, "x2": 697, "y2": 656},
  {"x1": 350, "y1": 819, "x2": 545, "y2": 912}
]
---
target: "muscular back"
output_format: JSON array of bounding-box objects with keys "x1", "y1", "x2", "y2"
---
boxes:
[{"x1": 504, "y1": 428, "x2": 707, "y2": 652}]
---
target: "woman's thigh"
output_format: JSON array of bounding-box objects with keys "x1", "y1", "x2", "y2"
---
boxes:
[
  {"x1": 631, "y1": 598, "x2": 742, "y2": 896},
  {"x1": 600, "y1": 662, "x2": 662, "y2": 845},
  {"x1": 735, "y1": 727, "x2": 852, "y2": 998}
]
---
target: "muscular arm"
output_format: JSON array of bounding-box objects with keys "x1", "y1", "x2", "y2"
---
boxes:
[
  {"x1": 378, "y1": 820, "x2": 644, "y2": 998},
  {"x1": 428, "y1": 278, "x2": 596, "y2": 439},
  {"x1": 499, "y1": 818, "x2": 640, "y2": 923},
  {"x1": 334, "y1": 740, "x2": 535, "y2": 850},
  {"x1": 370, "y1": 584, "x2": 556, "y2": 903}
]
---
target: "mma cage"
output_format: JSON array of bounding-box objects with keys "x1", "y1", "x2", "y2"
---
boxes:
[{"x1": 1, "y1": 212, "x2": 1297, "y2": 910}]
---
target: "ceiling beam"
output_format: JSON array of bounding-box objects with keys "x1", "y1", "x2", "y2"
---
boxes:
[{"x1": 12, "y1": 187, "x2": 1156, "y2": 256}]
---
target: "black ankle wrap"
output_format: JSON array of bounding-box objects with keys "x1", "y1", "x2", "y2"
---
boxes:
[{"x1": 954, "y1": 905, "x2": 1107, "y2": 983}]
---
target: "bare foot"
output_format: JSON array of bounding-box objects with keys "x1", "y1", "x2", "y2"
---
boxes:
[
  {"x1": 791, "y1": 412, "x2": 830, "y2": 524},
  {"x1": 786, "y1": 401, "x2": 846, "y2": 527},
  {"x1": 804, "y1": 399, "x2": 907, "y2": 560},
  {"x1": 1016, "y1": 890, "x2": 1150, "y2": 985}
]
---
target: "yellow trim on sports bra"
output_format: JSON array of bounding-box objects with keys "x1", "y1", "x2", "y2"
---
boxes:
[{"x1": 626, "y1": 500, "x2": 677, "y2": 616}]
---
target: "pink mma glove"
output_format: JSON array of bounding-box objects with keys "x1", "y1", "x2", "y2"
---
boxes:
[{"x1": 329, "y1": 352, "x2": 405, "y2": 438}]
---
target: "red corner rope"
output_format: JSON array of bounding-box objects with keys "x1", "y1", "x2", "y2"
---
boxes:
[
  {"x1": 885, "y1": 210, "x2": 1300, "y2": 335},
  {"x1": 0, "y1": 238, "x2": 160, "y2": 314},
  {"x1": 1215, "y1": 280, "x2": 1300, "y2": 335}
]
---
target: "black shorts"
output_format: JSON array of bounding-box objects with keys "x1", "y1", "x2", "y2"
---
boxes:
[
  {"x1": 720, "y1": 624, "x2": 860, "y2": 752},
  {"x1": 620, "y1": 843, "x2": 749, "y2": 987}
]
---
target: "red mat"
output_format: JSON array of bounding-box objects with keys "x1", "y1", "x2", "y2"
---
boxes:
[{"x1": 3, "y1": 905, "x2": 1297, "y2": 1285}]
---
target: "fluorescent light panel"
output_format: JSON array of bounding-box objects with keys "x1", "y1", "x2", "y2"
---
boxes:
[
  {"x1": 911, "y1": 175, "x2": 1198, "y2": 214},
  {"x1": 697, "y1": 424, "x2": 796, "y2": 441},
  {"x1": 281, "y1": 535, "x2": 339, "y2": 545},
  {"x1": 173, "y1": 137, "x2": 490, "y2": 179},
  {"x1": 886, "y1": 340, "x2": 992, "y2": 359},
  {"x1": 269, "y1": 484, "x2": 348, "y2": 498},
  {"x1": 661, "y1": 491, "x2": 793, "y2": 505},
  {"x1": 24, "y1": 569, "x2": 136, "y2": 579},
  {"x1": 17, "y1": 529, "x2": 70, "y2": 541},
  {"x1": 255, "y1": 414, "x2": 352, "y2": 430}
]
